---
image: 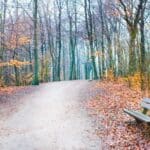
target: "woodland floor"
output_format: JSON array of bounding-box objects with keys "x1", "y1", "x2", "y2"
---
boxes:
[
  {"x1": 86, "y1": 80, "x2": 150, "y2": 149},
  {"x1": 0, "y1": 80, "x2": 150, "y2": 150},
  {"x1": 0, "y1": 80, "x2": 101, "y2": 150}
]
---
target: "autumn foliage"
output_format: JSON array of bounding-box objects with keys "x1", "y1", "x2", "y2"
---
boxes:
[
  {"x1": 0, "y1": 60, "x2": 31, "y2": 68},
  {"x1": 106, "y1": 69, "x2": 150, "y2": 97},
  {"x1": 86, "y1": 81, "x2": 150, "y2": 149}
]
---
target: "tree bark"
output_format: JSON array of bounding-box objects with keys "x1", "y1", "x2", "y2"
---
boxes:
[
  {"x1": 33, "y1": 0, "x2": 39, "y2": 85},
  {"x1": 84, "y1": 0, "x2": 98, "y2": 79}
]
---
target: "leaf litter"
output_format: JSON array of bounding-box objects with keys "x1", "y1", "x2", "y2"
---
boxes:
[{"x1": 86, "y1": 81, "x2": 150, "y2": 150}]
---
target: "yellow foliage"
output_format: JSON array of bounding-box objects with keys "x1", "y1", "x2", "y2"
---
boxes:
[
  {"x1": 0, "y1": 62, "x2": 10, "y2": 67},
  {"x1": 0, "y1": 60, "x2": 31, "y2": 68},
  {"x1": 105, "y1": 70, "x2": 141, "y2": 91},
  {"x1": 91, "y1": 51, "x2": 103, "y2": 57},
  {"x1": 22, "y1": 73, "x2": 33, "y2": 85},
  {"x1": 9, "y1": 60, "x2": 31, "y2": 68},
  {"x1": 18, "y1": 36, "x2": 30, "y2": 45},
  {"x1": 6, "y1": 36, "x2": 30, "y2": 49},
  {"x1": 106, "y1": 69, "x2": 115, "y2": 81},
  {"x1": 95, "y1": 51, "x2": 103, "y2": 57},
  {"x1": 128, "y1": 73, "x2": 141, "y2": 90}
]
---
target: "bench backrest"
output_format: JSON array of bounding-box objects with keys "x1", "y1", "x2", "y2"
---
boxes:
[
  {"x1": 141, "y1": 98, "x2": 150, "y2": 110},
  {"x1": 141, "y1": 102, "x2": 150, "y2": 110},
  {"x1": 142, "y1": 98, "x2": 150, "y2": 104}
]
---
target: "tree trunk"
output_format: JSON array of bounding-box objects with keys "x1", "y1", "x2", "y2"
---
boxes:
[
  {"x1": 33, "y1": 0, "x2": 39, "y2": 85},
  {"x1": 84, "y1": 0, "x2": 98, "y2": 80},
  {"x1": 98, "y1": 0, "x2": 105, "y2": 77},
  {"x1": 140, "y1": 2, "x2": 146, "y2": 91},
  {"x1": 128, "y1": 27, "x2": 138, "y2": 75}
]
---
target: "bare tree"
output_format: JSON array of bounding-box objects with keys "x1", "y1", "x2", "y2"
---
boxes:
[
  {"x1": 118, "y1": 0, "x2": 146, "y2": 75},
  {"x1": 33, "y1": 0, "x2": 39, "y2": 85},
  {"x1": 84, "y1": 0, "x2": 98, "y2": 79}
]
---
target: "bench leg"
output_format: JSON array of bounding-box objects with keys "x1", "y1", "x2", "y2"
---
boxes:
[
  {"x1": 135, "y1": 119, "x2": 142, "y2": 124},
  {"x1": 142, "y1": 108, "x2": 148, "y2": 114}
]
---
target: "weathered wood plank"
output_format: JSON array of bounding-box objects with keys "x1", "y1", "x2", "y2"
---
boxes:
[
  {"x1": 124, "y1": 109, "x2": 150, "y2": 123},
  {"x1": 141, "y1": 102, "x2": 150, "y2": 110},
  {"x1": 142, "y1": 98, "x2": 150, "y2": 104}
]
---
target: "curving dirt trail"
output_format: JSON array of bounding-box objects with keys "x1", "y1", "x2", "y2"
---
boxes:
[{"x1": 0, "y1": 80, "x2": 101, "y2": 150}]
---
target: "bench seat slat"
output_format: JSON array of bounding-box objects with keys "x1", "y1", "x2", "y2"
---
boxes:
[{"x1": 124, "y1": 109, "x2": 150, "y2": 122}]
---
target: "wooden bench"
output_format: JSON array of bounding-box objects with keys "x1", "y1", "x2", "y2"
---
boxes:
[{"x1": 124, "y1": 98, "x2": 150, "y2": 123}]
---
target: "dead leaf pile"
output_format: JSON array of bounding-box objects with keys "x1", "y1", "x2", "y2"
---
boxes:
[
  {"x1": 0, "y1": 86, "x2": 24, "y2": 96},
  {"x1": 86, "y1": 81, "x2": 150, "y2": 149}
]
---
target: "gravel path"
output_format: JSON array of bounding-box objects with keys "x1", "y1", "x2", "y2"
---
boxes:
[{"x1": 0, "y1": 80, "x2": 101, "y2": 150}]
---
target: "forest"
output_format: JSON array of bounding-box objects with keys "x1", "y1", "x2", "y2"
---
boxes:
[
  {"x1": 0, "y1": 0, "x2": 149, "y2": 93},
  {"x1": 0, "y1": 0, "x2": 150, "y2": 149}
]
